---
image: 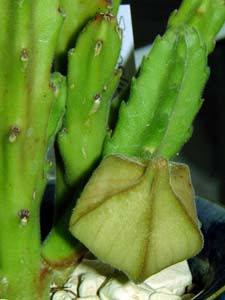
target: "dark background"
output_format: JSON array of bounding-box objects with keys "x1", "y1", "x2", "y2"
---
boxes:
[{"x1": 122, "y1": 0, "x2": 225, "y2": 204}]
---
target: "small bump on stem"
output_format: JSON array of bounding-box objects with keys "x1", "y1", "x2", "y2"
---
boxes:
[
  {"x1": 94, "y1": 94, "x2": 101, "y2": 101},
  {"x1": 58, "y1": 6, "x2": 66, "y2": 18},
  {"x1": 94, "y1": 40, "x2": 104, "y2": 56},
  {"x1": 96, "y1": 12, "x2": 114, "y2": 22},
  {"x1": 8, "y1": 125, "x2": 21, "y2": 143},
  {"x1": 196, "y1": 7, "x2": 205, "y2": 15},
  {"x1": 103, "y1": 84, "x2": 108, "y2": 92},
  {"x1": 18, "y1": 209, "x2": 30, "y2": 226},
  {"x1": 116, "y1": 26, "x2": 123, "y2": 40},
  {"x1": 49, "y1": 81, "x2": 60, "y2": 97},
  {"x1": 81, "y1": 147, "x2": 87, "y2": 159},
  {"x1": 104, "y1": 12, "x2": 114, "y2": 22},
  {"x1": 1, "y1": 276, "x2": 9, "y2": 287},
  {"x1": 89, "y1": 94, "x2": 102, "y2": 115},
  {"x1": 20, "y1": 48, "x2": 29, "y2": 62},
  {"x1": 68, "y1": 48, "x2": 75, "y2": 56},
  {"x1": 59, "y1": 127, "x2": 68, "y2": 136},
  {"x1": 32, "y1": 190, "x2": 36, "y2": 201}
]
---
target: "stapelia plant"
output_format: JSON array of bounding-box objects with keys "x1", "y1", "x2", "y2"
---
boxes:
[{"x1": 0, "y1": 0, "x2": 225, "y2": 299}]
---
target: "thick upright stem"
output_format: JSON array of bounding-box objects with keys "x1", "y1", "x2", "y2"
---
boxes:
[
  {"x1": 0, "y1": 181, "x2": 47, "y2": 300},
  {"x1": 0, "y1": 1, "x2": 64, "y2": 299},
  {"x1": 42, "y1": 13, "x2": 122, "y2": 269}
]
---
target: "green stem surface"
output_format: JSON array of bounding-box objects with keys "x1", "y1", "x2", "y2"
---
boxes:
[
  {"x1": 0, "y1": 1, "x2": 64, "y2": 299},
  {"x1": 55, "y1": 0, "x2": 114, "y2": 70},
  {"x1": 42, "y1": 13, "x2": 122, "y2": 267}
]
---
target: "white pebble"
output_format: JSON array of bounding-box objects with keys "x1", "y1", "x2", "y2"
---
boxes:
[
  {"x1": 78, "y1": 272, "x2": 106, "y2": 297},
  {"x1": 99, "y1": 278, "x2": 152, "y2": 300},
  {"x1": 144, "y1": 261, "x2": 192, "y2": 295},
  {"x1": 71, "y1": 259, "x2": 115, "y2": 278},
  {"x1": 156, "y1": 287, "x2": 173, "y2": 294},
  {"x1": 51, "y1": 290, "x2": 75, "y2": 300},
  {"x1": 66, "y1": 259, "x2": 114, "y2": 293},
  {"x1": 57, "y1": 259, "x2": 192, "y2": 300}
]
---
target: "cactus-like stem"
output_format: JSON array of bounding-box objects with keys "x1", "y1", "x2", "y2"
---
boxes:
[
  {"x1": 55, "y1": 0, "x2": 115, "y2": 70},
  {"x1": 104, "y1": 0, "x2": 225, "y2": 160},
  {"x1": 168, "y1": 0, "x2": 225, "y2": 53},
  {"x1": 53, "y1": 70, "x2": 122, "y2": 216},
  {"x1": 104, "y1": 29, "x2": 182, "y2": 158},
  {"x1": 168, "y1": 0, "x2": 202, "y2": 27},
  {"x1": 0, "y1": 1, "x2": 64, "y2": 299},
  {"x1": 149, "y1": 27, "x2": 208, "y2": 158},
  {"x1": 58, "y1": 13, "x2": 122, "y2": 186},
  {"x1": 42, "y1": 13, "x2": 122, "y2": 267},
  {"x1": 103, "y1": 27, "x2": 208, "y2": 159}
]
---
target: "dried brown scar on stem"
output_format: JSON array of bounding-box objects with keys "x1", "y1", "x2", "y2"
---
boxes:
[
  {"x1": 8, "y1": 125, "x2": 21, "y2": 143},
  {"x1": 96, "y1": 12, "x2": 114, "y2": 22},
  {"x1": 95, "y1": 40, "x2": 104, "y2": 56},
  {"x1": 18, "y1": 209, "x2": 30, "y2": 225}
]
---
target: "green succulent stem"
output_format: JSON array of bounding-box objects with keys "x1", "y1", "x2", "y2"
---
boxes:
[
  {"x1": 58, "y1": 14, "x2": 122, "y2": 186},
  {"x1": 42, "y1": 13, "x2": 122, "y2": 267},
  {"x1": 168, "y1": 0, "x2": 225, "y2": 53},
  {"x1": 0, "y1": 1, "x2": 64, "y2": 299},
  {"x1": 0, "y1": 183, "x2": 47, "y2": 300},
  {"x1": 104, "y1": 0, "x2": 225, "y2": 160},
  {"x1": 55, "y1": 0, "x2": 115, "y2": 70}
]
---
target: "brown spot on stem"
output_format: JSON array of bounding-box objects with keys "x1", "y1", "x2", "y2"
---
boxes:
[
  {"x1": 8, "y1": 125, "x2": 21, "y2": 143},
  {"x1": 18, "y1": 209, "x2": 30, "y2": 225},
  {"x1": 104, "y1": 12, "x2": 114, "y2": 22},
  {"x1": 58, "y1": 6, "x2": 66, "y2": 18},
  {"x1": 95, "y1": 14, "x2": 103, "y2": 21},
  {"x1": 196, "y1": 7, "x2": 205, "y2": 14},
  {"x1": 94, "y1": 94, "x2": 101, "y2": 102},
  {"x1": 20, "y1": 48, "x2": 29, "y2": 62},
  {"x1": 10, "y1": 125, "x2": 21, "y2": 135}
]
